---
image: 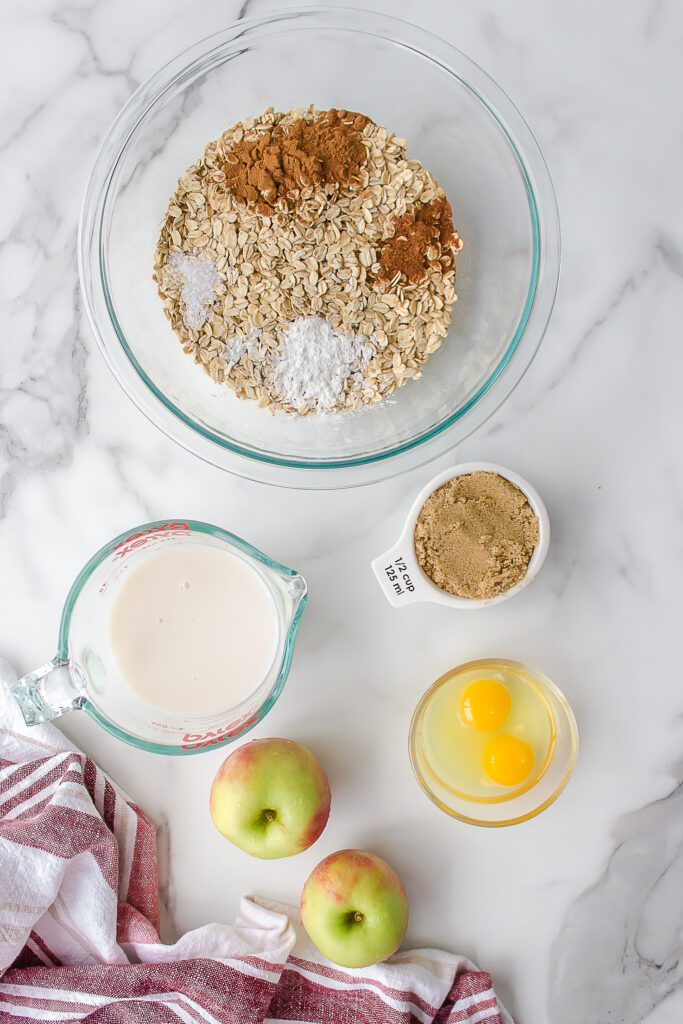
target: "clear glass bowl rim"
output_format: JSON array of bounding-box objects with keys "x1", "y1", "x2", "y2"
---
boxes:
[{"x1": 78, "y1": 6, "x2": 561, "y2": 483}]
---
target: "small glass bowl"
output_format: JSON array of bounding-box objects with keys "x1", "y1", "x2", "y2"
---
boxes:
[
  {"x1": 409, "y1": 659, "x2": 578, "y2": 826},
  {"x1": 79, "y1": 7, "x2": 560, "y2": 488}
]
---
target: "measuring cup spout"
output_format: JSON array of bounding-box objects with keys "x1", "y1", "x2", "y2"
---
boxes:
[
  {"x1": 282, "y1": 573, "x2": 307, "y2": 631},
  {"x1": 12, "y1": 658, "x2": 87, "y2": 726},
  {"x1": 287, "y1": 574, "x2": 307, "y2": 603}
]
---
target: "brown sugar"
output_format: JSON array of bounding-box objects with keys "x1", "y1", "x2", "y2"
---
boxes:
[
  {"x1": 222, "y1": 108, "x2": 371, "y2": 214},
  {"x1": 414, "y1": 472, "x2": 540, "y2": 599},
  {"x1": 376, "y1": 197, "x2": 458, "y2": 284}
]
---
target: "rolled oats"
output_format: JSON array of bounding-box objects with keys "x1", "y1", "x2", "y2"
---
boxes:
[{"x1": 154, "y1": 107, "x2": 463, "y2": 415}]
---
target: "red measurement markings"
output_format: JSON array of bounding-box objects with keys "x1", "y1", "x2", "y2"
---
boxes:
[
  {"x1": 181, "y1": 715, "x2": 259, "y2": 750},
  {"x1": 111, "y1": 522, "x2": 190, "y2": 562}
]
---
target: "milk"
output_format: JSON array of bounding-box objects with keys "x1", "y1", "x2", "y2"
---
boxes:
[{"x1": 110, "y1": 544, "x2": 279, "y2": 718}]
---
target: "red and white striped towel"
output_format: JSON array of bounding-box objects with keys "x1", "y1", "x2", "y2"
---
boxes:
[{"x1": 0, "y1": 660, "x2": 511, "y2": 1023}]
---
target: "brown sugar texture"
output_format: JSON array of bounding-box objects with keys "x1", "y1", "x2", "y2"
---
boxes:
[
  {"x1": 222, "y1": 108, "x2": 372, "y2": 214},
  {"x1": 414, "y1": 472, "x2": 540, "y2": 600},
  {"x1": 376, "y1": 198, "x2": 458, "y2": 284}
]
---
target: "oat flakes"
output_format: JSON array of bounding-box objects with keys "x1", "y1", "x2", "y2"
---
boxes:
[{"x1": 153, "y1": 106, "x2": 463, "y2": 415}]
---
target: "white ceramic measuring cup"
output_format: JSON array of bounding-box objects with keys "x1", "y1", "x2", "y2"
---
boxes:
[{"x1": 372, "y1": 462, "x2": 550, "y2": 609}]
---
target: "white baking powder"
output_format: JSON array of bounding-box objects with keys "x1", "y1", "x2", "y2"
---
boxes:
[{"x1": 274, "y1": 317, "x2": 375, "y2": 412}]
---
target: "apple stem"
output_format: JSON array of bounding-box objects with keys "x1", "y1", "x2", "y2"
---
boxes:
[{"x1": 353, "y1": 912, "x2": 364, "y2": 924}]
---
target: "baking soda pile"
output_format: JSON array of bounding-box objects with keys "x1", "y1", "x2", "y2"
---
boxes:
[{"x1": 154, "y1": 106, "x2": 462, "y2": 415}]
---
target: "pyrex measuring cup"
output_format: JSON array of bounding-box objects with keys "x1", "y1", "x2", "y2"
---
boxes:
[{"x1": 11, "y1": 520, "x2": 307, "y2": 755}]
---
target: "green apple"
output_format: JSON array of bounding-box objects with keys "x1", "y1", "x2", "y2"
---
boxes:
[
  {"x1": 209, "y1": 738, "x2": 331, "y2": 859},
  {"x1": 301, "y1": 849, "x2": 408, "y2": 968}
]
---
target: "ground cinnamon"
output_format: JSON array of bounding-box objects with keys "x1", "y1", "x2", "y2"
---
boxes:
[
  {"x1": 222, "y1": 109, "x2": 371, "y2": 214},
  {"x1": 376, "y1": 198, "x2": 457, "y2": 285}
]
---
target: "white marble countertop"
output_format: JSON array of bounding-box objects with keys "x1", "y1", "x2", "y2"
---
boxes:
[{"x1": 2, "y1": 1, "x2": 683, "y2": 1021}]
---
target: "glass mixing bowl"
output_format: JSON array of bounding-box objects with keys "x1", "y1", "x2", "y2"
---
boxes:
[{"x1": 79, "y1": 7, "x2": 560, "y2": 488}]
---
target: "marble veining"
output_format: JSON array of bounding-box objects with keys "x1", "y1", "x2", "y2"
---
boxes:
[
  {"x1": 1, "y1": 2, "x2": 682, "y2": 1023},
  {"x1": 550, "y1": 762, "x2": 683, "y2": 1023}
]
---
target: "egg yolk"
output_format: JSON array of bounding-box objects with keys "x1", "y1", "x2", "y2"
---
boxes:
[
  {"x1": 482, "y1": 734, "x2": 535, "y2": 787},
  {"x1": 460, "y1": 678, "x2": 512, "y2": 731}
]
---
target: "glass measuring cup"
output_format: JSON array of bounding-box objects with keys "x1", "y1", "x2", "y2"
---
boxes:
[{"x1": 11, "y1": 520, "x2": 307, "y2": 755}]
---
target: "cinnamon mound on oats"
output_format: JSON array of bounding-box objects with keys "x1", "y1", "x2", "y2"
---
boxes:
[{"x1": 154, "y1": 106, "x2": 463, "y2": 415}]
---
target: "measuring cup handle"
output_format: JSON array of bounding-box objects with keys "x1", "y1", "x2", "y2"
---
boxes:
[
  {"x1": 12, "y1": 658, "x2": 87, "y2": 726},
  {"x1": 371, "y1": 544, "x2": 434, "y2": 608}
]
